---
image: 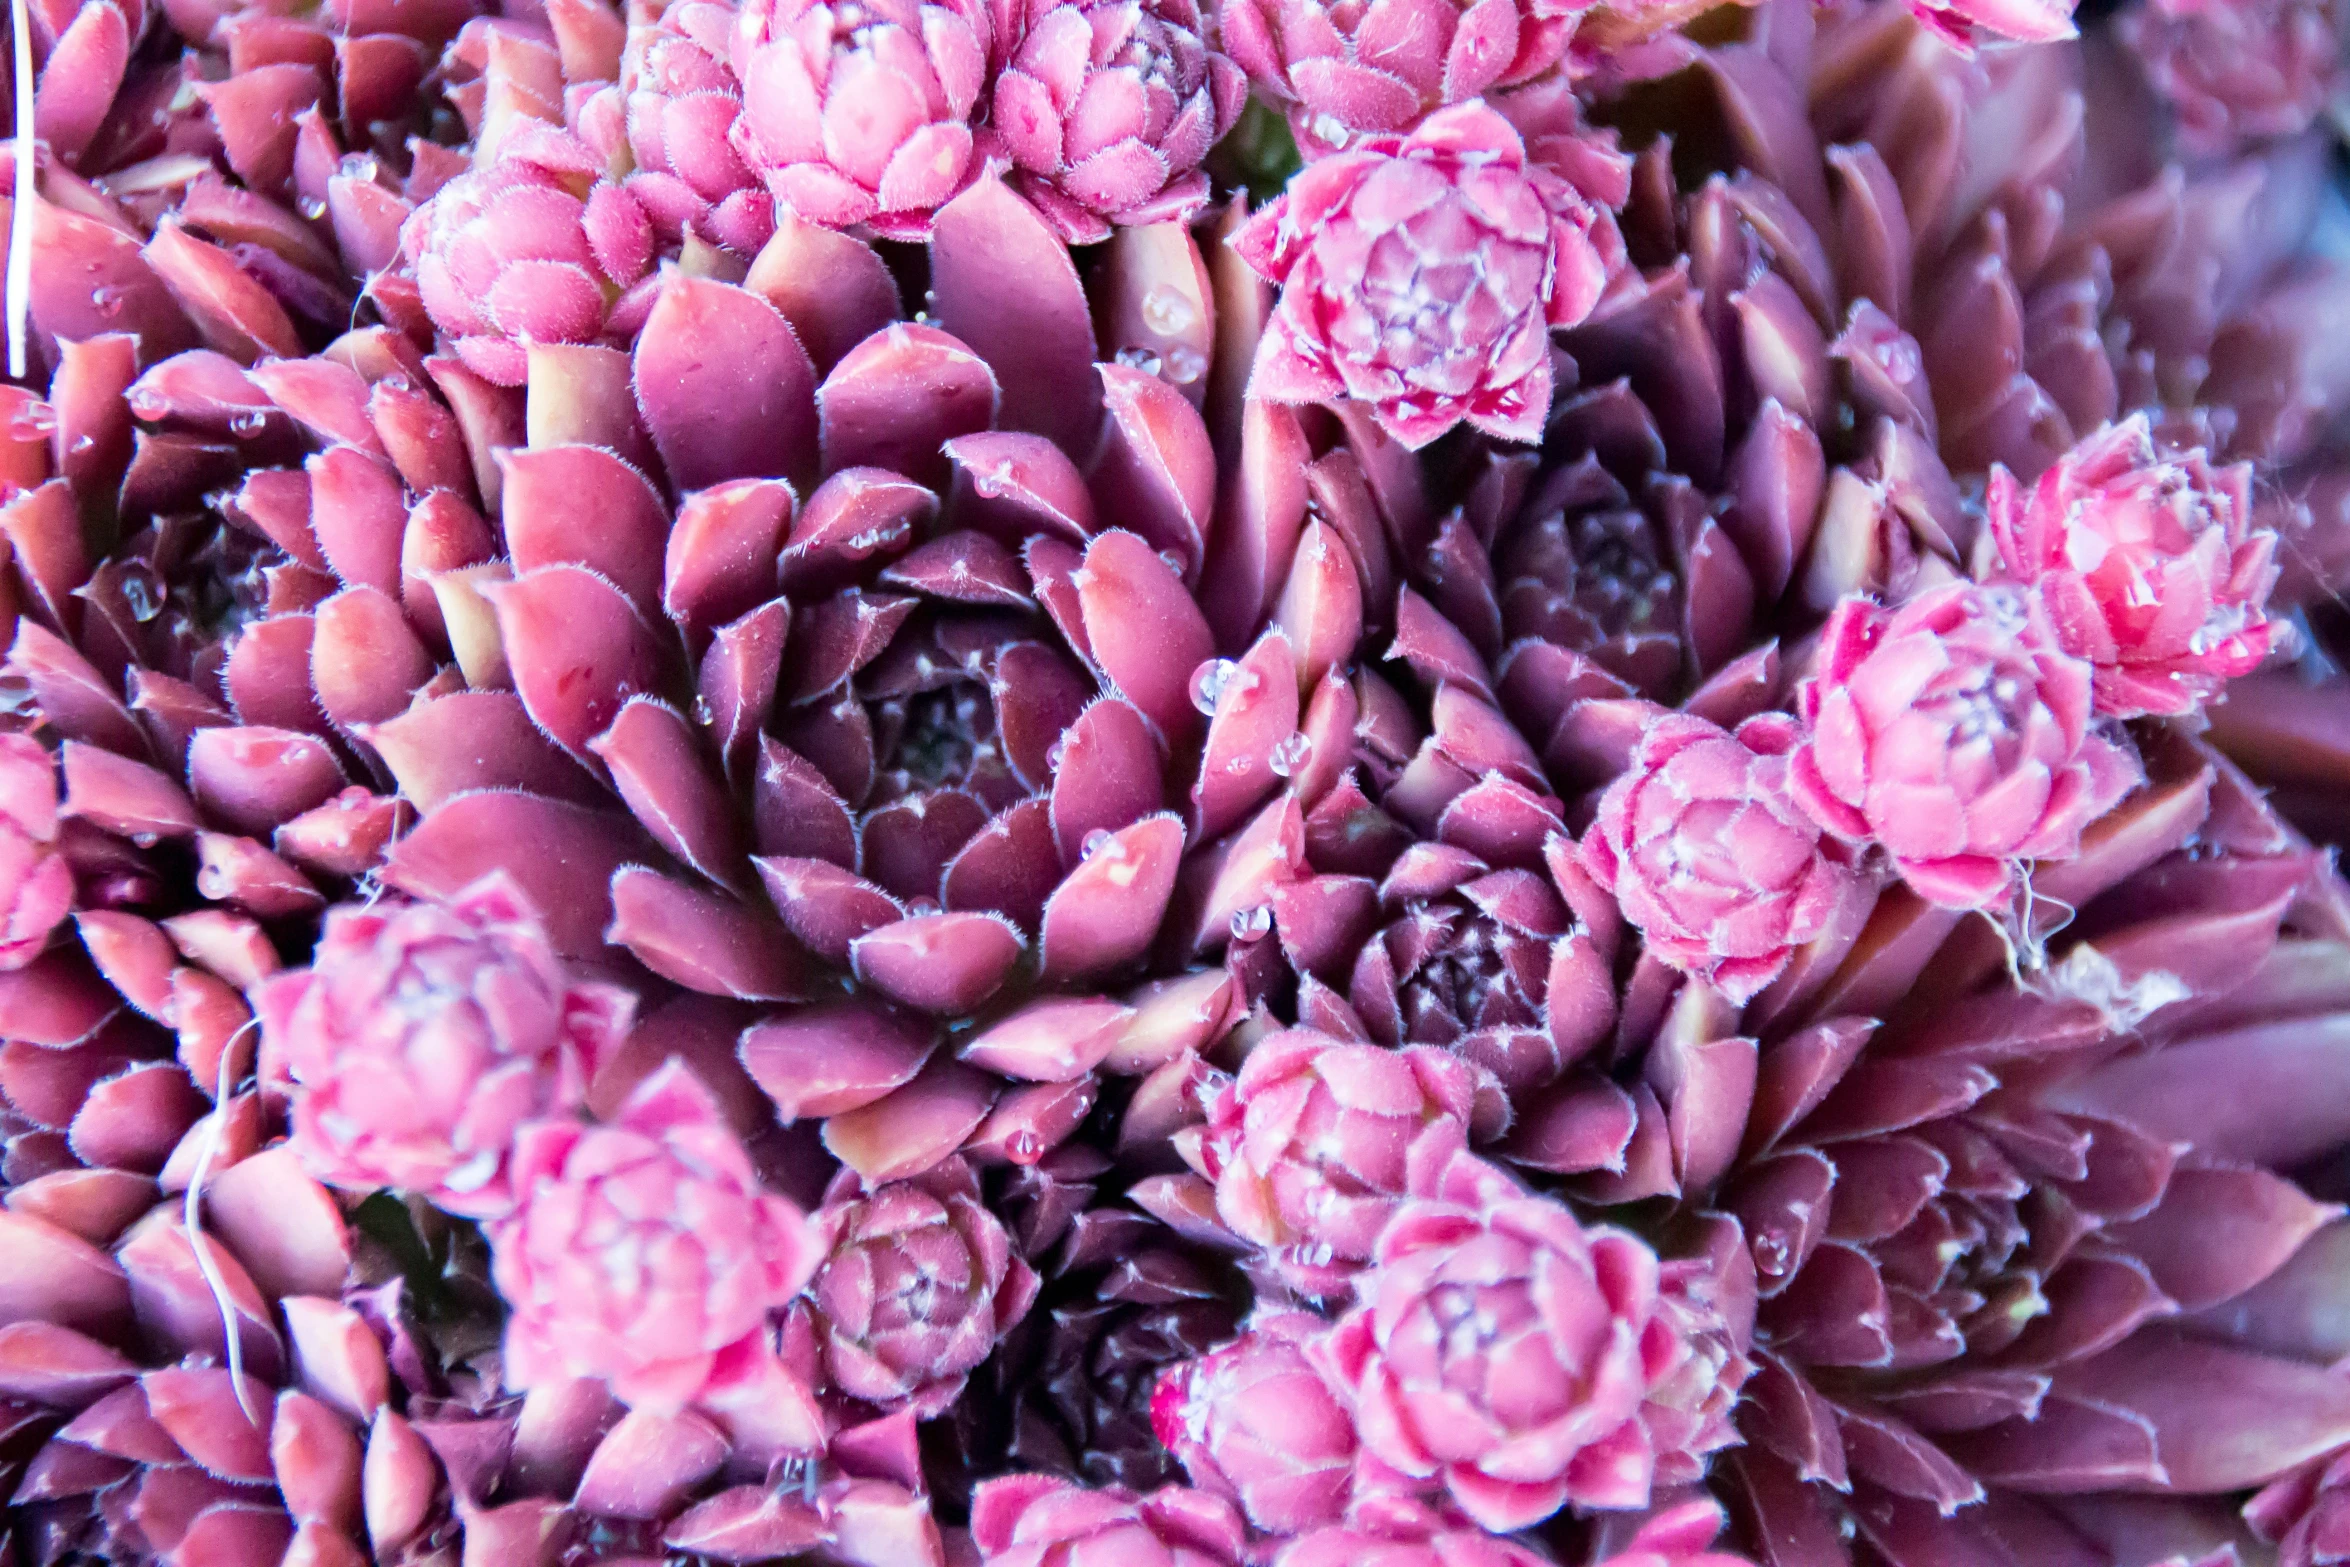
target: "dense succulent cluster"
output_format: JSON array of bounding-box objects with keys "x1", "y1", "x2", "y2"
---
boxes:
[{"x1": 4, "y1": 0, "x2": 2350, "y2": 1562}]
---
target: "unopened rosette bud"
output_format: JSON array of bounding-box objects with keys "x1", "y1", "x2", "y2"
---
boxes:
[
  {"x1": 1579, "y1": 712, "x2": 1861, "y2": 1005},
  {"x1": 991, "y1": 0, "x2": 1247, "y2": 243},
  {"x1": 402, "y1": 131, "x2": 657, "y2": 385},
  {"x1": 1154, "y1": 1309, "x2": 1358, "y2": 1534},
  {"x1": 1195, "y1": 1031, "x2": 1505, "y2": 1299},
  {"x1": 490, "y1": 1062, "x2": 823, "y2": 1411},
  {"x1": 731, "y1": 0, "x2": 992, "y2": 240},
  {"x1": 2118, "y1": 0, "x2": 2340, "y2": 155},
  {"x1": 1230, "y1": 100, "x2": 1624, "y2": 449},
  {"x1": 805, "y1": 1157, "x2": 1041, "y2": 1415},
  {"x1": 1787, "y1": 581, "x2": 2143, "y2": 912},
  {"x1": 258, "y1": 875, "x2": 633, "y2": 1217},
  {"x1": 1988, "y1": 414, "x2": 2282, "y2": 719},
  {"x1": 1313, "y1": 1192, "x2": 1677, "y2": 1530}
]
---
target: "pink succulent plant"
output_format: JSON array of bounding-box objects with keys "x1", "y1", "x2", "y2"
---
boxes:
[
  {"x1": 1193, "y1": 1031, "x2": 1504, "y2": 1298},
  {"x1": 1153, "y1": 1309, "x2": 1360, "y2": 1533},
  {"x1": 1787, "y1": 581, "x2": 2144, "y2": 912},
  {"x1": 1217, "y1": 0, "x2": 1577, "y2": 154},
  {"x1": 804, "y1": 1156, "x2": 1041, "y2": 1415},
  {"x1": 2118, "y1": 0, "x2": 2342, "y2": 155},
  {"x1": 1987, "y1": 414, "x2": 2283, "y2": 719},
  {"x1": 968, "y1": 1473, "x2": 1249, "y2": 1566},
  {"x1": 991, "y1": 0, "x2": 1249, "y2": 243},
  {"x1": 1579, "y1": 712, "x2": 1862, "y2": 1006},
  {"x1": 730, "y1": 0, "x2": 993, "y2": 240},
  {"x1": 0, "y1": 730, "x2": 72, "y2": 968},
  {"x1": 1314, "y1": 1187, "x2": 1676, "y2": 1530},
  {"x1": 489, "y1": 1063, "x2": 824, "y2": 1416},
  {"x1": 257, "y1": 876, "x2": 633, "y2": 1217},
  {"x1": 402, "y1": 131, "x2": 659, "y2": 385},
  {"x1": 1271, "y1": 1526, "x2": 1555, "y2": 1567},
  {"x1": 1229, "y1": 100, "x2": 1626, "y2": 449},
  {"x1": 604, "y1": 0, "x2": 778, "y2": 254}
]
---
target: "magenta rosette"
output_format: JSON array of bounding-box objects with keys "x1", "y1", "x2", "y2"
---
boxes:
[
  {"x1": 1153, "y1": 1309, "x2": 1360, "y2": 1533},
  {"x1": 1314, "y1": 1188, "x2": 1675, "y2": 1530},
  {"x1": 1988, "y1": 414, "x2": 2282, "y2": 719},
  {"x1": 731, "y1": 0, "x2": 993, "y2": 239},
  {"x1": 256, "y1": 874, "x2": 633, "y2": 1217},
  {"x1": 1195, "y1": 1031, "x2": 1504, "y2": 1298},
  {"x1": 490, "y1": 1063, "x2": 823, "y2": 1414},
  {"x1": 1579, "y1": 711, "x2": 1861, "y2": 1005},
  {"x1": 1787, "y1": 581, "x2": 2144, "y2": 911},
  {"x1": 991, "y1": 0, "x2": 1248, "y2": 242},
  {"x1": 805, "y1": 1156, "x2": 1041, "y2": 1414},
  {"x1": 1230, "y1": 101, "x2": 1624, "y2": 449}
]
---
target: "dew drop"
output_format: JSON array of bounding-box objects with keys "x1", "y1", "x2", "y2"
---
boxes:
[
  {"x1": 1005, "y1": 1129, "x2": 1044, "y2": 1162},
  {"x1": 1140, "y1": 284, "x2": 1195, "y2": 337},
  {"x1": 227, "y1": 409, "x2": 270, "y2": 439},
  {"x1": 377, "y1": 372, "x2": 412, "y2": 394},
  {"x1": 1081, "y1": 827, "x2": 1115, "y2": 861},
  {"x1": 1230, "y1": 903, "x2": 1272, "y2": 940},
  {"x1": 296, "y1": 196, "x2": 328, "y2": 221},
  {"x1": 8, "y1": 404, "x2": 54, "y2": 439},
  {"x1": 1114, "y1": 345, "x2": 1162, "y2": 376},
  {"x1": 1163, "y1": 345, "x2": 1205, "y2": 385},
  {"x1": 120, "y1": 572, "x2": 163, "y2": 622},
  {"x1": 1190, "y1": 658, "x2": 1239, "y2": 715},
  {"x1": 89, "y1": 285, "x2": 125, "y2": 319},
  {"x1": 1267, "y1": 731, "x2": 1312, "y2": 778}
]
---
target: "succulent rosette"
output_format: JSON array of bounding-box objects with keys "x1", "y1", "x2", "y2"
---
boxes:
[
  {"x1": 488, "y1": 1062, "x2": 823, "y2": 1415},
  {"x1": 730, "y1": 0, "x2": 994, "y2": 240},
  {"x1": 1787, "y1": 582, "x2": 2143, "y2": 912},
  {"x1": 1580, "y1": 712, "x2": 1862, "y2": 1005},
  {"x1": 2117, "y1": 0, "x2": 2344, "y2": 157},
  {"x1": 1231, "y1": 100, "x2": 1627, "y2": 449},
  {"x1": 256, "y1": 874, "x2": 633, "y2": 1216},
  {"x1": 1987, "y1": 414, "x2": 2282, "y2": 720},
  {"x1": 803, "y1": 1155, "x2": 1041, "y2": 1414},
  {"x1": 13, "y1": 0, "x2": 2350, "y2": 1559},
  {"x1": 991, "y1": 0, "x2": 1250, "y2": 243},
  {"x1": 1314, "y1": 1187, "x2": 1675, "y2": 1530}
]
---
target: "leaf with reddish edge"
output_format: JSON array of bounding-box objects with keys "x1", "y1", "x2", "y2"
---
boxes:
[
  {"x1": 942, "y1": 798, "x2": 1061, "y2": 929},
  {"x1": 930, "y1": 177, "x2": 1101, "y2": 457},
  {"x1": 666, "y1": 480, "x2": 794, "y2": 640},
  {"x1": 383, "y1": 790, "x2": 651, "y2": 957},
  {"x1": 2048, "y1": 1015, "x2": 2350, "y2": 1171},
  {"x1": 782, "y1": 590, "x2": 918, "y2": 703},
  {"x1": 1191, "y1": 630, "x2": 1299, "y2": 842},
  {"x1": 187, "y1": 726, "x2": 348, "y2": 836},
  {"x1": 484, "y1": 564, "x2": 669, "y2": 766},
  {"x1": 945, "y1": 431, "x2": 1094, "y2": 543},
  {"x1": 68, "y1": 1063, "x2": 205, "y2": 1175},
  {"x1": 590, "y1": 698, "x2": 746, "y2": 890},
  {"x1": 9, "y1": 622, "x2": 145, "y2": 756},
  {"x1": 306, "y1": 445, "x2": 406, "y2": 597},
  {"x1": 742, "y1": 211, "x2": 901, "y2": 371},
  {"x1": 1049, "y1": 697, "x2": 1164, "y2": 866},
  {"x1": 703, "y1": 600, "x2": 790, "y2": 779},
  {"x1": 664, "y1": 1483, "x2": 827, "y2": 1560},
  {"x1": 1090, "y1": 363, "x2": 1216, "y2": 578},
  {"x1": 502, "y1": 445, "x2": 670, "y2": 612},
  {"x1": 2105, "y1": 1166, "x2": 2341, "y2": 1313},
  {"x1": 203, "y1": 1147, "x2": 348, "y2": 1302},
  {"x1": 362, "y1": 691, "x2": 603, "y2": 812},
  {"x1": 62, "y1": 740, "x2": 200, "y2": 840},
  {"x1": 739, "y1": 1003, "x2": 934, "y2": 1123},
  {"x1": 818, "y1": 322, "x2": 998, "y2": 490},
  {"x1": 575, "y1": 1408, "x2": 729, "y2": 1520},
  {"x1": 1185, "y1": 793, "x2": 1306, "y2": 953},
  {"x1": 0, "y1": 1321, "x2": 136, "y2": 1408},
  {"x1": 821, "y1": 1058, "x2": 998, "y2": 1184},
  {"x1": 633, "y1": 272, "x2": 818, "y2": 493},
  {"x1": 1076, "y1": 530, "x2": 1216, "y2": 750},
  {"x1": 0, "y1": 1210, "x2": 130, "y2": 1332},
  {"x1": 755, "y1": 856, "x2": 905, "y2": 964},
  {"x1": 852, "y1": 912, "x2": 1026, "y2": 1016},
  {"x1": 1039, "y1": 813, "x2": 1185, "y2": 982},
  {"x1": 311, "y1": 586, "x2": 434, "y2": 730},
  {"x1": 609, "y1": 866, "x2": 812, "y2": 1004},
  {"x1": 142, "y1": 221, "x2": 303, "y2": 363},
  {"x1": 1203, "y1": 400, "x2": 1309, "y2": 654},
  {"x1": 959, "y1": 997, "x2": 1133, "y2": 1082}
]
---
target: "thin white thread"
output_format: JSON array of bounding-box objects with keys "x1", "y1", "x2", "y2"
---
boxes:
[
  {"x1": 6, "y1": 0, "x2": 30, "y2": 380},
  {"x1": 186, "y1": 1016, "x2": 263, "y2": 1425}
]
